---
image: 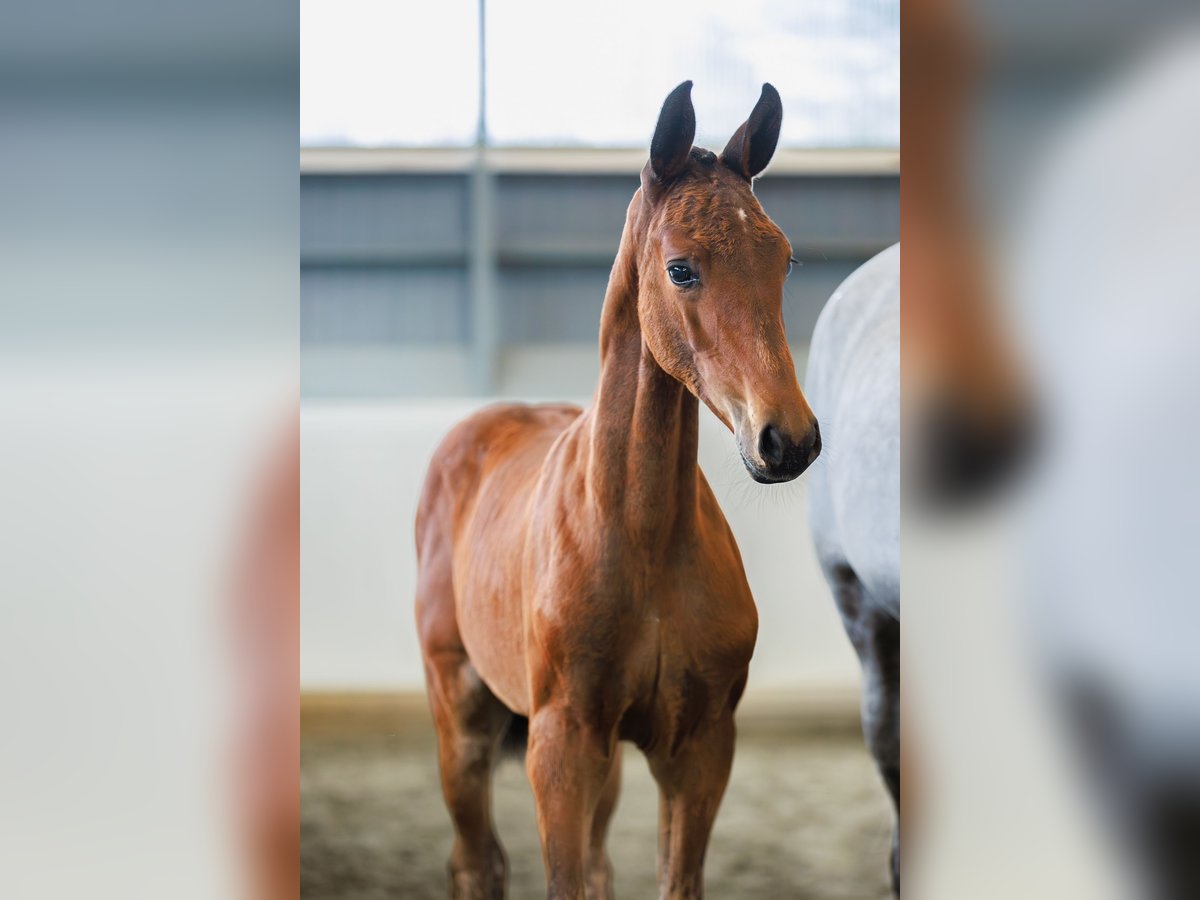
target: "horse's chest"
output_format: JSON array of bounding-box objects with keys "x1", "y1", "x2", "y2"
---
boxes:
[
  {"x1": 620, "y1": 647, "x2": 748, "y2": 754},
  {"x1": 526, "y1": 512, "x2": 757, "y2": 737},
  {"x1": 577, "y1": 577, "x2": 755, "y2": 749}
]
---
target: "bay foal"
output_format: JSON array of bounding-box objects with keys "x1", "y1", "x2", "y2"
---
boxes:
[{"x1": 416, "y1": 82, "x2": 820, "y2": 899}]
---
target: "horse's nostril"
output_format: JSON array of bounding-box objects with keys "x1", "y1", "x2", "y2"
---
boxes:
[{"x1": 759, "y1": 424, "x2": 785, "y2": 467}]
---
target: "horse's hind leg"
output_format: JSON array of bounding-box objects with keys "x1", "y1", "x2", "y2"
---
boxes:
[
  {"x1": 863, "y1": 611, "x2": 900, "y2": 894},
  {"x1": 828, "y1": 563, "x2": 901, "y2": 894},
  {"x1": 417, "y1": 550, "x2": 512, "y2": 899},
  {"x1": 585, "y1": 744, "x2": 622, "y2": 900},
  {"x1": 421, "y1": 645, "x2": 512, "y2": 899}
]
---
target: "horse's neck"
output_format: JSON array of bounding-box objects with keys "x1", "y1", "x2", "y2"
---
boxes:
[{"x1": 586, "y1": 223, "x2": 699, "y2": 542}]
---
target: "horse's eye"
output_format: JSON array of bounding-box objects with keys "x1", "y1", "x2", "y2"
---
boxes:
[
  {"x1": 787, "y1": 257, "x2": 800, "y2": 277},
  {"x1": 667, "y1": 264, "x2": 696, "y2": 286}
]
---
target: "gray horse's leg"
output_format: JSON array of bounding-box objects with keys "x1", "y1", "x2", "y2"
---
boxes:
[{"x1": 828, "y1": 563, "x2": 901, "y2": 894}]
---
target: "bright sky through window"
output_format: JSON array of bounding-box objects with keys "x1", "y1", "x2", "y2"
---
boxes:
[{"x1": 301, "y1": 0, "x2": 898, "y2": 148}]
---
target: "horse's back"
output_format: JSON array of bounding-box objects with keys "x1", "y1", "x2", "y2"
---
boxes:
[
  {"x1": 417, "y1": 401, "x2": 582, "y2": 574},
  {"x1": 805, "y1": 244, "x2": 900, "y2": 615}
]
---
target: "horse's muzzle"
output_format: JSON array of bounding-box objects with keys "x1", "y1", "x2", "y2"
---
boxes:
[{"x1": 744, "y1": 420, "x2": 821, "y2": 483}]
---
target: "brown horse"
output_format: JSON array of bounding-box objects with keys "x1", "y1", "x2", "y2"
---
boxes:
[
  {"x1": 415, "y1": 81, "x2": 819, "y2": 900},
  {"x1": 903, "y1": 0, "x2": 1032, "y2": 501}
]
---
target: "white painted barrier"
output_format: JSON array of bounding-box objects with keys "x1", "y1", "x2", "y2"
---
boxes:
[{"x1": 301, "y1": 398, "x2": 860, "y2": 695}]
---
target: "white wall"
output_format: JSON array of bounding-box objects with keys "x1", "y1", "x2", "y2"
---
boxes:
[{"x1": 301, "y1": 364, "x2": 860, "y2": 695}]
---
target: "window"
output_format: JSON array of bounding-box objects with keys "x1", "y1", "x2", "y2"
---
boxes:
[
  {"x1": 301, "y1": 0, "x2": 480, "y2": 146},
  {"x1": 301, "y1": 0, "x2": 898, "y2": 149}
]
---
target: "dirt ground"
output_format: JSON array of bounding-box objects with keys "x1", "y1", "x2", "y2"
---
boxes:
[{"x1": 301, "y1": 706, "x2": 892, "y2": 899}]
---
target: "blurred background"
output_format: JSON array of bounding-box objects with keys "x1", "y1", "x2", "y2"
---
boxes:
[
  {"x1": 1, "y1": 1, "x2": 297, "y2": 898},
  {"x1": 300, "y1": 1, "x2": 899, "y2": 896}
]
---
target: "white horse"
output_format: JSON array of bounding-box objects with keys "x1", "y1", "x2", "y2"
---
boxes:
[
  {"x1": 1013, "y1": 33, "x2": 1200, "y2": 898},
  {"x1": 805, "y1": 243, "x2": 901, "y2": 891}
]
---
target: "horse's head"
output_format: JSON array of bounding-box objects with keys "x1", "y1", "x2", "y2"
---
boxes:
[
  {"x1": 903, "y1": 3, "x2": 1034, "y2": 505},
  {"x1": 630, "y1": 81, "x2": 820, "y2": 484},
  {"x1": 904, "y1": 199, "x2": 1035, "y2": 505}
]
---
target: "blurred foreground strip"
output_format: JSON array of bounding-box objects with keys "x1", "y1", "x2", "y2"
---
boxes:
[
  {"x1": 905, "y1": 3, "x2": 1200, "y2": 897},
  {"x1": 0, "y1": 0, "x2": 297, "y2": 896}
]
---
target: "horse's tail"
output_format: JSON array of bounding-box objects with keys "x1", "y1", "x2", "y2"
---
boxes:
[{"x1": 500, "y1": 713, "x2": 528, "y2": 761}]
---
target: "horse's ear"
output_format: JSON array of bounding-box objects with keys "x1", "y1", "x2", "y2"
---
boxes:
[
  {"x1": 650, "y1": 81, "x2": 696, "y2": 184},
  {"x1": 721, "y1": 83, "x2": 782, "y2": 181}
]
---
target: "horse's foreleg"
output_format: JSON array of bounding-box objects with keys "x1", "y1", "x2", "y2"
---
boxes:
[
  {"x1": 585, "y1": 743, "x2": 621, "y2": 900},
  {"x1": 647, "y1": 713, "x2": 736, "y2": 900},
  {"x1": 526, "y1": 704, "x2": 618, "y2": 900},
  {"x1": 423, "y1": 650, "x2": 513, "y2": 900}
]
